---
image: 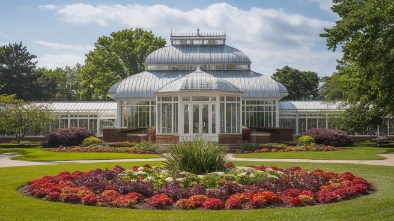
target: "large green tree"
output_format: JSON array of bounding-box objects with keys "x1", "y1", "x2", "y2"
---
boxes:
[
  {"x1": 40, "y1": 64, "x2": 82, "y2": 101},
  {"x1": 78, "y1": 28, "x2": 166, "y2": 100},
  {"x1": 321, "y1": 0, "x2": 394, "y2": 132},
  {"x1": 321, "y1": 0, "x2": 394, "y2": 110},
  {"x1": 319, "y1": 74, "x2": 345, "y2": 101},
  {"x1": 0, "y1": 42, "x2": 57, "y2": 101},
  {"x1": 272, "y1": 66, "x2": 320, "y2": 100}
]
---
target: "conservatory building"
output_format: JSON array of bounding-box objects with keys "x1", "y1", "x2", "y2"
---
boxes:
[{"x1": 107, "y1": 31, "x2": 289, "y2": 144}]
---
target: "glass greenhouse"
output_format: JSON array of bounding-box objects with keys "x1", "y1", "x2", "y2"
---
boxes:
[{"x1": 12, "y1": 31, "x2": 393, "y2": 142}]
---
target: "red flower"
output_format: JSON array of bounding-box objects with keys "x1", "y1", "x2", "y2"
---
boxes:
[
  {"x1": 176, "y1": 199, "x2": 196, "y2": 209},
  {"x1": 202, "y1": 198, "x2": 225, "y2": 210},
  {"x1": 98, "y1": 190, "x2": 121, "y2": 206},
  {"x1": 225, "y1": 197, "x2": 243, "y2": 209},
  {"x1": 146, "y1": 194, "x2": 173, "y2": 209},
  {"x1": 81, "y1": 193, "x2": 98, "y2": 205},
  {"x1": 188, "y1": 195, "x2": 208, "y2": 207}
]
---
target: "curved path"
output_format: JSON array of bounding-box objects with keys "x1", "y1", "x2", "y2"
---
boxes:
[{"x1": 1, "y1": 153, "x2": 394, "y2": 168}]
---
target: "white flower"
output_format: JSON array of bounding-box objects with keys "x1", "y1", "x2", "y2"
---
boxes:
[
  {"x1": 249, "y1": 173, "x2": 255, "y2": 178},
  {"x1": 238, "y1": 172, "x2": 247, "y2": 177},
  {"x1": 176, "y1": 178, "x2": 184, "y2": 182},
  {"x1": 143, "y1": 176, "x2": 155, "y2": 182},
  {"x1": 165, "y1": 177, "x2": 174, "y2": 182},
  {"x1": 135, "y1": 171, "x2": 146, "y2": 175},
  {"x1": 214, "y1": 172, "x2": 225, "y2": 176}
]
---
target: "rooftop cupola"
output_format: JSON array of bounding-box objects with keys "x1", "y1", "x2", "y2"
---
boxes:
[{"x1": 170, "y1": 29, "x2": 226, "y2": 46}]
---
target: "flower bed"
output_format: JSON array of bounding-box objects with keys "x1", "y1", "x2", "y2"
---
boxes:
[
  {"x1": 46, "y1": 146, "x2": 158, "y2": 154},
  {"x1": 23, "y1": 164, "x2": 374, "y2": 210},
  {"x1": 236, "y1": 143, "x2": 350, "y2": 154}
]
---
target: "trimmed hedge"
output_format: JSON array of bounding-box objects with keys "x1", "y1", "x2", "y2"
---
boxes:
[
  {"x1": 43, "y1": 127, "x2": 93, "y2": 147},
  {"x1": 303, "y1": 128, "x2": 353, "y2": 147}
]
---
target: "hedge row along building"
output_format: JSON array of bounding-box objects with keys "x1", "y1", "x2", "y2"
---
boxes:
[{"x1": 13, "y1": 31, "x2": 394, "y2": 144}]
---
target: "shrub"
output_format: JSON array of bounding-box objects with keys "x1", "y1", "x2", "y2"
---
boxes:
[
  {"x1": 134, "y1": 141, "x2": 156, "y2": 152},
  {"x1": 202, "y1": 198, "x2": 225, "y2": 210},
  {"x1": 303, "y1": 128, "x2": 353, "y2": 147},
  {"x1": 238, "y1": 143, "x2": 260, "y2": 153},
  {"x1": 82, "y1": 136, "x2": 104, "y2": 147},
  {"x1": 162, "y1": 136, "x2": 228, "y2": 174},
  {"x1": 109, "y1": 141, "x2": 137, "y2": 147},
  {"x1": 294, "y1": 135, "x2": 315, "y2": 145},
  {"x1": 146, "y1": 194, "x2": 173, "y2": 209},
  {"x1": 43, "y1": 127, "x2": 93, "y2": 147}
]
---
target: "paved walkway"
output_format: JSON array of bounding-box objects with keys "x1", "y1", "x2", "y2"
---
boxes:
[{"x1": 1, "y1": 153, "x2": 394, "y2": 168}]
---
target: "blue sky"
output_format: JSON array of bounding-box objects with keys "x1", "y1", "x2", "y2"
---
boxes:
[{"x1": 0, "y1": 0, "x2": 341, "y2": 77}]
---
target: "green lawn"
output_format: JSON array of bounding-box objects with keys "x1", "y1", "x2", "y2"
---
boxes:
[
  {"x1": 233, "y1": 146, "x2": 391, "y2": 160},
  {"x1": 0, "y1": 161, "x2": 393, "y2": 221},
  {"x1": 0, "y1": 148, "x2": 162, "y2": 161}
]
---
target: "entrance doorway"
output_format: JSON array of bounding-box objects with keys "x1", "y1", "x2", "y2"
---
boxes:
[{"x1": 182, "y1": 103, "x2": 217, "y2": 141}]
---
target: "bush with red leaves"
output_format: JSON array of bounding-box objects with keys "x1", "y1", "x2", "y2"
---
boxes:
[
  {"x1": 303, "y1": 128, "x2": 353, "y2": 147},
  {"x1": 43, "y1": 127, "x2": 93, "y2": 147}
]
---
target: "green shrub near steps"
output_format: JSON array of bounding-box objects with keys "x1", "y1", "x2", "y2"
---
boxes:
[
  {"x1": 294, "y1": 135, "x2": 315, "y2": 145},
  {"x1": 82, "y1": 136, "x2": 104, "y2": 147}
]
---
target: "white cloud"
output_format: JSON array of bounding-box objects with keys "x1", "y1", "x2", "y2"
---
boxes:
[
  {"x1": 309, "y1": 0, "x2": 333, "y2": 13},
  {"x1": 36, "y1": 54, "x2": 85, "y2": 69},
  {"x1": 35, "y1": 40, "x2": 94, "y2": 52},
  {"x1": 37, "y1": 3, "x2": 339, "y2": 76},
  {"x1": 38, "y1": 5, "x2": 58, "y2": 10}
]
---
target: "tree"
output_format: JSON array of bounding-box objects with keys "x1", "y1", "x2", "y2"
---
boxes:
[
  {"x1": 0, "y1": 42, "x2": 57, "y2": 101},
  {"x1": 319, "y1": 74, "x2": 345, "y2": 101},
  {"x1": 321, "y1": 0, "x2": 394, "y2": 110},
  {"x1": 335, "y1": 104, "x2": 384, "y2": 135},
  {"x1": 321, "y1": 0, "x2": 394, "y2": 131},
  {"x1": 78, "y1": 28, "x2": 166, "y2": 100},
  {"x1": 0, "y1": 94, "x2": 53, "y2": 143},
  {"x1": 40, "y1": 64, "x2": 82, "y2": 101},
  {"x1": 271, "y1": 66, "x2": 320, "y2": 100}
]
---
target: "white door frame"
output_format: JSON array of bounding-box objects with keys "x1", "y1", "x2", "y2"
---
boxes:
[{"x1": 180, "y1": 101, "x2": 218, "y2": 142}]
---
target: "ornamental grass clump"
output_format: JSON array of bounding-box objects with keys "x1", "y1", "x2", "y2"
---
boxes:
[{"x1": 162, "y1": 137, "x2": 228, "y2": 174}]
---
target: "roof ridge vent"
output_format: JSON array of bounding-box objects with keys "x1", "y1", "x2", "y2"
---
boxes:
[{"x1": 171, "y1": 29, "x2": 226, "y2": 46}]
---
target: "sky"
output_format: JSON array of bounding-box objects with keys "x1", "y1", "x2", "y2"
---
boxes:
[{"x1": 0, "y1": 0, "x2": 342, "y2": 77}]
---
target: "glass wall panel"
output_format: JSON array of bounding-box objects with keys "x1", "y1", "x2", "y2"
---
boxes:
[{"x1": 184, "y1": 104, "x2": 189, "y2": 134}]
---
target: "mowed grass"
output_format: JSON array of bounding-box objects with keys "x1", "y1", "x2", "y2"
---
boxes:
[
  {"x1": 233, "y1": 146, "x2": 391, "y2": 160},
  {"x1": 0, "y1": 148, "x2": 162, "y2": 161},
  {"x1": 0, "y1": 161, "x2": 393, "y2": 221}
]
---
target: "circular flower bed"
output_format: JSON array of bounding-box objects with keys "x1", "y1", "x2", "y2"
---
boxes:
[{"x1": 23, "y1": 164, "x2": 374, "y2": 210}]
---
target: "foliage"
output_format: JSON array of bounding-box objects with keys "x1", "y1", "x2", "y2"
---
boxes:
[
  {"x1": 109, "y1": 141, "x2": 137, "y2": 147},
  {"x1": 82, "y1": 136, "x2": 104, "y2": 147},
  {"x1": 39, "y1": 65, "x2": 83, "y2": 101},
  {"x1": 25, "y1": 164, "x2": 374, "y2": 210},
  {"x1": 319, "y1": 74, "x2": 345, "y2": 101},
  {"x1": 271, "y1": 66, "x2": 320, "y2": 100},
  {"x1": 236, "y1": 143, "x2": 348, "y2": 154},
  {"x1": 303, "y1": 128, "x2": 353, "y2": 147},
  {"x1": 134, "y1": 141, "x2": 157, "y2": 152},
  {"x1": 335, "y1": 104, "x2": 385, "y2": 135},
  {"x1": 78, "y1": 28, "x2": 166, "y2": 100},
  {"x1": 0, "y1": 95, "x2": 53, "y2": 143},
  {"x1": 294, "y1": 135, "x2": 315, "y2": 145},
  {"x1": 43, "y1": 127, "x2": 93, "y2": 147},
  {"x1": 321, "y1": 0, "x2": 394, "y2": 113},
  {"x1": 238, "y1": 143, "x2": 260, "y2": 152},
  {"x1": 162, "y1": 137, "x2": 228, "y2": 174},
  {"x1": 0, "y1": 42, "x2": 57, "y2": 101}
]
